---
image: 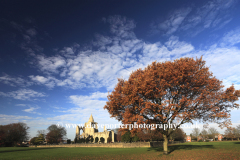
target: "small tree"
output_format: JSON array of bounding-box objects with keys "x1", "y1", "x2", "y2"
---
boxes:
[
  {"x1": 100, "y1": 137, "x2": 105, "y2": 143},
  {"x1": 36, "y1": 134, "x2": 45, "y2": 144},
  {"x1": 201, "y1": 129, "x2": 208, "y2": 141},
  {"x1": 37, "y1": 130, "x2": 46, "y2": 138},
  {"x1": 171, "y1": 128, "x2": 185, "y2": 141},
  {"x1": 233, "y1": 125, "x2": 240, "y2": 141},
  {"x1": 208, "y1": 127, "x2": 219, "y2": 141},
  {"x1": 30, "y1": 137, "x2": 39, "y2": 145},
  {"x1": 191, "y1": 128, "x2": 200, "y2": 140},
  {"x1": 95, "y1": 137, "x2": 99, "y2": 143},
  {"x1": 121, "y1": 131, "x2": 131, "y2": 142},
  {"x1": 67, "y1": 139, "x2": 71, "y2": 144},
  {"x1": 225, "y1": 127, "x2": 235, "y2": 141},
  {"x1": 107, "y1": 137, "x2": 112, "y2": 143},
  {"x1": 192, "y1": 128, "x2": 200, "y2": 138},
  {"x1": 46, "y1": 124, "x2": 67, "y2": 144},
  {"x1": 132, "y1": 135, "x2": 139, "y2": 142}
]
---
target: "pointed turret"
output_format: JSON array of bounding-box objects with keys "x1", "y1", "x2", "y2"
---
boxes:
[{"x1": 88, "y1": 114, "x2": 94, "y2": 122}]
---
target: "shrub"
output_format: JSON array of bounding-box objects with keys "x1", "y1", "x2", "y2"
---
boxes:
[
  {"x1": 132, "y1": 135, "x2": 139, "y2": 142},
  {"x1": 107, "y1": 137, "x2": 112, "y2": 143},
  {"x1": 198, "y1": 139, "x2": 203, "y2": 142},
  {"x1": 121, "y1": 131, "x2": 131, "y2": 142},
  {"x1": 67, "y1": 139, "x2": 71, "y2": 144}
]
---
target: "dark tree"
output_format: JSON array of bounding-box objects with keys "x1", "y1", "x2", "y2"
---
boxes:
[
  {"x1": 0, "y1": 122, "x2": 29, "y2": 146},
  {"x1": 46, "y1": 124, "x2": 66, "y2": 144},
  {"x1": 121, "y1": 131, "x2": 131, "y2": 142},
  {"x1": 107, "y1": 137, "x2": 112, "y2": 143},
  {"x1": 171, "y1": 128, "x2": 185, "y2": 141}
]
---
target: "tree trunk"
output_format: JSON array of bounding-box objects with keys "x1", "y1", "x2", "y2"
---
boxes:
[
  {"x1": 238, "y1": 138, "x2": 239, "y2": 141},
  {"x1": 163, "y1": 134, "x2": 168, "y2": 155}
]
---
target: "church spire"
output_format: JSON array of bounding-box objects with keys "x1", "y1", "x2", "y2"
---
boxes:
[{"x1": 88, "y1": 114, "x2": 94, "y2": 122}]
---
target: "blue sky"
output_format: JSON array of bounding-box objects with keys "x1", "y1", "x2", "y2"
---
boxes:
[{"x1": 0, "y1": 0, "x2": 240, "y2": 140}]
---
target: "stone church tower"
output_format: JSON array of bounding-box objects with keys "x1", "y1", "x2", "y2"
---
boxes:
[{"x1": 75, "y1": 114, "x2": 114, "y2": 143}]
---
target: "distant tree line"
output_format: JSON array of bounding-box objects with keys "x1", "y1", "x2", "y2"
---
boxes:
[
  {"x1": 30, "y1": 124, "x2": 67, "y2": 145},
  {"x1": 191, "y1": 125, "x2": 240, "y2": 141},
  {"x1": 116, "y1": 128, "x2": 185, "y2": 143},
  {"x1": 0, "y1": 122, "x2": 29, "y2": 147}
]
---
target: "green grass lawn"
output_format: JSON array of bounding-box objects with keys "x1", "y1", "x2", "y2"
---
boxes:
[{"x1": 0, "y1": 141, "x2": 240, "y2": 160}]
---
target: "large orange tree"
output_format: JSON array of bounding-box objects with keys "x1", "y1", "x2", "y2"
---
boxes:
[{"x1": 104, "y1": 57, "x2": 240, "y2": 154}]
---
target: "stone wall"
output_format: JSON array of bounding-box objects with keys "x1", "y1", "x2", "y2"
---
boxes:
[{"x1": 29, "y1": 141, "x2": 183, "y2": 148}]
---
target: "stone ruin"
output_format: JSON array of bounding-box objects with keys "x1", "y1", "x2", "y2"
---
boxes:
[{"x1": 75, "y1": 114, "x2": 114, "y2": 143}]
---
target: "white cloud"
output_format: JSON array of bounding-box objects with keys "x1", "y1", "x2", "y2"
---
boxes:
[
  {"x1": 29, "y1": 75, "x2": 57, "y2": 89},
  {"x1": 23, "y1": 15, "x2": 238, "y2": 97},
  {"x1": 0, "y1": 89, "x2": 46, "y2": 101},
  {"x1": 22, "y1": 105, "x2": 41, "y2": 114},
  {"x1": 15, "y1": 104, "x2": 27, "y2": 106},
  {"x1": 0, "y1": 74, "x2": 32, "y2": 87},
  {"x1": 221, "y1": 28, "x2": 240, "y2": 46},
  {"x1": 27, "y1": 16, "x2": 196, "y2": 91},
  {"x1": 171, "y1": 45, "x2": 240, "y2": 91},
  {"x1": 35, "y1": 55, "x2": 66, "y2": 74},
  {"x1": 0, "y1": 114, "x2": 34, "y2": 126}
]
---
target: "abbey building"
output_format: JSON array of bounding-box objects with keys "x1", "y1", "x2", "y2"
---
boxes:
[{"x1": 75, "y1": 114, "x2": 114, "y2": 143}]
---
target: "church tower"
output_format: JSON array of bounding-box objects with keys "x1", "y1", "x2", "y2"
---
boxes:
[{"x1": 88, "y1": 114, "x2": 94, "y2": 122}]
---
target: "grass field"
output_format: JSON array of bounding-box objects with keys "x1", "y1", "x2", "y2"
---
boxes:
[{"x1": 0, "y1": 141, "x2": 240, "y2": 160}]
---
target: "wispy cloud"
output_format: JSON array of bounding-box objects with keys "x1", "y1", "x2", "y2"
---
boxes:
[
  {"x1": 104, "y1": 15, "x2": 137, "y2": 39},
  {"x1": 220, "y1": 28, "x2": 240, "y2": 47},
  {"x1": 26, "y1": 28, "x2": 37, "y2": 37},
  {"x1": 0, "y1": 114, "x2": 33, "y2": 120},
  {"x1": 150, "y1": 8, "x2": 192, "y2": 35},
  {"x1": 27, "y1": 16, "x2": 194, "y2": 91},
  {"x1": 0, "y1": 74, "x2": 32, "y2": 87},
  {"x1": 0, "y1": 89, "x2": 46, "y2": 101},
  {"x1": 15, "y1": 104, "x2": 27, "y2": 106},
  {"x1": 181, "y1": 0, "x2": 236, "y2": 36},
  {"x1": 22, "y1": 105, "x2": 41, "y2": 115},
  {"x1": 150, "y1": 0, "x2": 237, "y2": 36}
]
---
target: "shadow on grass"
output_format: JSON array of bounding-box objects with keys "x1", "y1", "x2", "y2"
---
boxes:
[
  {"x1": 147, "y1": 144, "x2": 215, "y2": 154},
  {"x1": 0, "y1": 147, "x2": 57, "y2": 153},
  {"x1": 234, "y1": 142, "x2": 240, "y2": 144}
]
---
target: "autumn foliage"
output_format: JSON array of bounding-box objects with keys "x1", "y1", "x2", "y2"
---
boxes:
[{"x1": 104, "y1": 57, "x2": 240, "y2": 154}]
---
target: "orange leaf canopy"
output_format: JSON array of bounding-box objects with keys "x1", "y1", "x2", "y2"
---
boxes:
[{"x1": 104, "y1": 57, "x2": 240, "y2": 135}]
